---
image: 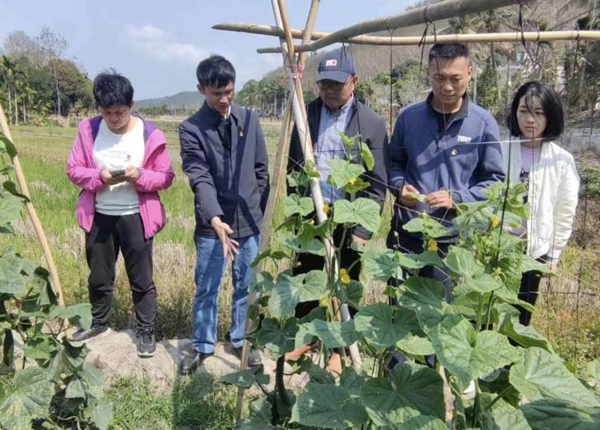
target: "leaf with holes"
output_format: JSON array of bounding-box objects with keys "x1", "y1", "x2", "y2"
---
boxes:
[
  {"x1": 268, "y1": 271, "x2": 328, "y2": 318},
  {"x1": 0, "y1": 367, "x2": 53, "y2": 430}
]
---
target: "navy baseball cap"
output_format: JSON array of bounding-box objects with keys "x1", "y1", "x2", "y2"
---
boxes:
[{"x1": 316, "y1": 49, "x2": 356, "y2": 83}]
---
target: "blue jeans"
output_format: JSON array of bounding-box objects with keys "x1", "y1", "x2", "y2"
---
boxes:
[{"x1": 191, "y1": 234, "x2": 259, "y2": 353}]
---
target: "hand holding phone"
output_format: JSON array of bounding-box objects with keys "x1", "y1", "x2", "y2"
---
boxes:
[{"x1": 109, "y1": 169, "x2": 126, "y2": 177}]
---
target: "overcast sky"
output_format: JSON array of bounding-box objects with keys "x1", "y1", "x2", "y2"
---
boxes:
[{"x1": 0, "y1": 0, "x2": 416, "y2": 99}]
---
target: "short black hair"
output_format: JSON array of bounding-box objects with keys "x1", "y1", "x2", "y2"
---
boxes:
[
  {"x1": 507, "y1": 81, "x2": 564, "y2": 139},
  {"x1": 93, "y1": 71, "x2": 134, "y2": 108},
  {"x1": 428, "y1": 43, "x2": 470, "y2": 64},
  {"x1": 196, "y1": 55, "x2": 236, "y2": 88}
]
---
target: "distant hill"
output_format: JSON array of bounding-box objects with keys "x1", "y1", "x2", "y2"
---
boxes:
[{"x1": 135, "y1": 91, "x2": 204, "y2": 110}]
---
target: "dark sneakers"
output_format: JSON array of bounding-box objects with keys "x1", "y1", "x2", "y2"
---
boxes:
[
  {"x1": 179, "y1": 351, "x2": 213, "y2": 375},
  {"x1": 137, "y1": 330, "x2": 156, "y2": 358},
  {"x1": 233, "y1": 345, "x2": 262, "y2": 367},
  {"x1": 70, "y1": 325, "x2": 109, "y2": 342}
]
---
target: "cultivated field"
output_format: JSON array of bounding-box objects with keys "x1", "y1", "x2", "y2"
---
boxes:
[{"x1": 3, "y1": 122, "x2": 600, "y2": 370}]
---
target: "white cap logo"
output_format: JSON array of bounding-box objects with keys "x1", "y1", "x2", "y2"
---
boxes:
[{"x1": 325, "y1": 59, "x2": 337, "y2": 67}]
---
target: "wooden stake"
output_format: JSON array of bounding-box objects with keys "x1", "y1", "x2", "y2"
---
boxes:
[
  {"x1": 233, "y1": 0, "x2": 320, "y2": 421},
  {"x1": 0, "y1": 105, "x2": 64, "y2": 306}
]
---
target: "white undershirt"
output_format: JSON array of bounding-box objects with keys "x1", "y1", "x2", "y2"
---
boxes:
[{"x1": 93, "y1": 118, "x2": 144, "y2": 215}]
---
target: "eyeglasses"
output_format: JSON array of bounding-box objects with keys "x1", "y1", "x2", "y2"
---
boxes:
[{"x1": 317, "y1": 79, "x2": 350, "y2": 91}]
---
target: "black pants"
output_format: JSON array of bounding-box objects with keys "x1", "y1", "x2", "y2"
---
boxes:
[
  {"x1": 387, "y1": 232, "x2": 452, "y2": 303},
  {"x1": 294, "y1": 225, "x2": 361, "y2": 318},
  {"x1": 517, "y1": 269, "x2": 542, "y2": 326},
  {"x1": 85, "y1": 212, "x2": 156, "y2": 331}
]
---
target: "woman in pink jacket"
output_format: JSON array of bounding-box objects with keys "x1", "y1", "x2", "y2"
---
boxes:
[{"x1": 66, "y1": 72, "x2": 174, "y2": 357}]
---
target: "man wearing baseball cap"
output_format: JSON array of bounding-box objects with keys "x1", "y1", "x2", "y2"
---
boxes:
[{"x1": 286, "y1": 48, "x2": 389, "y2": 375}]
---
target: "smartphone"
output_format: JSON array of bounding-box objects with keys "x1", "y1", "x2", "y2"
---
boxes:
[{"x1": 109, "y1": 169, "x2": 126, "y2": 177}]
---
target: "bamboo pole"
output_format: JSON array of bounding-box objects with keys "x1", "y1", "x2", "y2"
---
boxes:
[
  {"x1": 273, "y1": 0, "x2": 519, "y2": 52},
  {"x1": 0, "y1": 105, "x2": 64, "y2": 306},
  {"x1": 253, "y1": 30, "x2": 600, "y2": 53},
  {"x1": 213, "y1": 22, "x2": 600, "y2": 50},
  {"x1": 233, "y1": 0, "x2": 321, "y2": 421},
  {"x1": 276, "y1": 0, "x2": 363, "y2": 370}
]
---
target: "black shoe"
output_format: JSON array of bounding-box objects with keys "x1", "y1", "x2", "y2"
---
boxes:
[
  {"x1": 137, "y1": 329, "x2": 156, "y2": 358},
  {"x1": 233, "y1": 345, "x2": 262, "y2": 367},
  {"x1": 71, "y1": 325, "x2": 108, "y2": 342},
  {"x1": 179, "y1": 351, "x2": 213, "y2": 375}
]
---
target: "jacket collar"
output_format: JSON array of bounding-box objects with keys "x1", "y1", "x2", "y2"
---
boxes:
[
  {"x1": 199, "y1": 101, "x2": 244, "y2": 128},
  {"x1": 426, "y1": 92, "x2": 469, "y2": 121}
]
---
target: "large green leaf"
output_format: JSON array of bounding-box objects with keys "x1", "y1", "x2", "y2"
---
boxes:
[
  {"x1": 510, "y1": 347, "x2": 600, "y2": 407},
  {"x1": 0, "y1": 367, "x2": 53, "y2": 430},
  {"x1": 237, "y1": 397, "x2": 277, "y2": 429},
  {"x1": 84, "y1": 398, "x2": 114, "y2": 430},
  {"x1": 0, "y1": 252, "x2": 26, "y2": 296},
  {"x1": 23, "y1": 334, "x2": 56, "y2": 362},
  {"x1": 402, "y1": 217, "x2": 450, "y2": 239},
  {"x1": 429, "y1": 315, "x2": 521, "y2": 388},
  {"x1": 295, "y1": 319, "x2": 359, "y2": 349},
  {"x1": 480, "y1": 395, "x2": 532, "y2": 430},
  {"x1": 327, "y1": 159, "x2": 365, "y2": 188},
  {"x1": 50, "y1": 303, "x2": 92, "y2": 330},
  {"x1": 355, "y1": 303, "x2": 410, "y2": 351},
  {"x1": 454, "y1": 273, "x2": 503, "y2": 296},
  {"x1": 362, "y1": 247, "x2": 403, "y2": 282},
  {"x1": 278, "y1": 234, "x2": 325, "y2": 256},
  {"x1": 498, "y1": 314, "x2": 552, "y2": 351},
  {"x1": 0, "y1": 132, "x2": 18, "y2": 158},
  {"x1": 46, "y1": 340, "x2": 87, "y2": 380},
  {"x1": 291, "y1": 382, "x2": 369, "y2": 428},
  {"x1": 522, "y1": 255, "x2": 552, "y2": 274},
  {"x1": 0, "y1": 192, "x2": 25, "y2": 227},
  {"x1": 284, "y1": 194, "x2": 314, "y2": 217},
  {"x1": 218, "y1": 366, "x2": 269, "y2": 389},
  {"x1": 397, "y1": 251, "x2": 445, "y2": 271},
  {"x1": 396, "y1": 277, "x2": 449, "y2": 332},
  {"x1": 333, "y1": 198, "x2": 381, "y2": 233},
  {"x1": 444, "y1": 247, "x2": 484, "y2": 278},
  {"x1": 268, "y1": 271, "x2": 328, "y2": 318},
  {"x1": 66, "y1": 377, "x2": 86, "y2": 399},
  {"x1": 81, "y1": 363, "x2": 106, "y2": 391},
  {"x1": 521, "y1": 399, "x2": 600, "y2": 429},
  {"x1": 360, "y1": 143, "x2": 375, "y2": 171},
  {"x1": 361, "y1": 363, "x2": 445, "y2": 427},
  {"x1": 255, "y1": 317, "x2": 298, "y2": 357}
]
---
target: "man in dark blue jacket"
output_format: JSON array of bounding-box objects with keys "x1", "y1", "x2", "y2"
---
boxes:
[
  {"x1": 179, "y1": 55, "x2": 269, "y2": 373},
  {"x1": 388, "y1": 43, "x2": 504, "y2": 300}
]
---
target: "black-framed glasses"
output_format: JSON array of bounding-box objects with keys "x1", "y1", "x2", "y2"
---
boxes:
[{"x1": 317, "y1": 79, "x2": 349, "y2": 91}]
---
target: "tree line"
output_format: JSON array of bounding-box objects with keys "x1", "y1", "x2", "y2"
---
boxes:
[{"x1": 0, "y1": 27, "x2": 94, "y2": 125}]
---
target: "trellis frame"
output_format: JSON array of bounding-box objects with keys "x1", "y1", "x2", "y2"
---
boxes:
[{"x1": 217, "y1": 0, "x2": 600, "y2": 420}]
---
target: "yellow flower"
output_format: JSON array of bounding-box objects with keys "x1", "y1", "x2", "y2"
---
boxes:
[
  {"x1": 319, "y1": 297, "x2": 329, "y2": 308},
  {"x1": 426, "y1": 239, "x2": 438, "y2": 252},
  {"x1": 322, "y1": 203, "x2": 331, "y2": 215},
  {"x1": 491, "y1": 215, "x2": 500, "y2": 229},
  {"x1": 348, "y1": 178, "x2": 357, "y2": 185},
  {"x1": 339, "y1": 268, "x2": 351, "y2": 285}
]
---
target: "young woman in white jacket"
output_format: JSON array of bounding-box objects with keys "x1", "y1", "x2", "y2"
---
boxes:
[{"x1": 503, "y1": 81, "x2": 580, "y2": 326}]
